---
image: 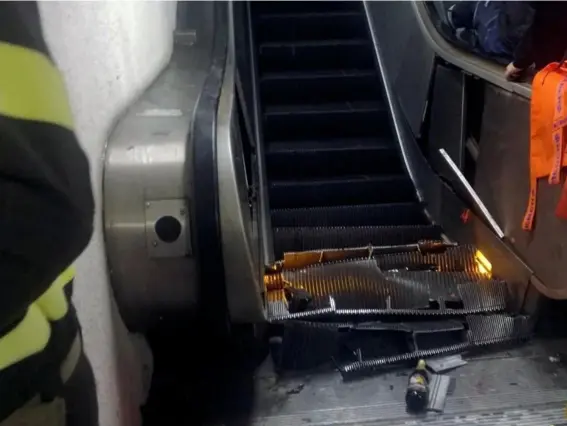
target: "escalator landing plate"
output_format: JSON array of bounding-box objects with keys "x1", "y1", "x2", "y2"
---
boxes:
[{"x1": 251, "y1": 339, "x2": 567, "y2": 426}]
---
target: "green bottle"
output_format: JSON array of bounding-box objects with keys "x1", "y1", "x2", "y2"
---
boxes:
[{"x1": 405, "y1": 359, "x2": 429, "y2": 413}]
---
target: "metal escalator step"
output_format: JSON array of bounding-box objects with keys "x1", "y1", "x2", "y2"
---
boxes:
[
  {"x1": 253, "y1": 1, "x2": 360, "y2": 15},
  {"x1": 277, "y1": 321, "x2": 345, "y2": 370},
  {"x1": 274, "y1": 319, "x2": 465, "y2": 372},
  {"x1": 383, "y1": 271, "x2": 508, "y2": 313},
  {"x1": 266, "y1": 289, "x2": 288, "y2": 318},
  {"x1": 466, "y1": 314, "x2": 532, "y2": 346},
  {"x1": 338, "y1": 342, "x2": 471, "y2": 377},
  {"x1": 258, "y1": 39, "x2": 374, "y2": 74},
  {"x1": 273, "y1": 225, "x2": 440, "y2": 254},
  {"x1": 269, "y1": 176, "x2": 416, "y2": 209},
  {"x1": 260, "y1": 70, "x2": 380, "y2": 105},
  {"x1": 266, "y1": 139, "x2": 403, "y2": 179},
  {"x1": 376, "y1": 245, "x2": 477, "y2": 272},
  {"x1": 283, "y1": 259, "x2": 431, "y2": 311},
  {"x1": 338, "y1": 314, "x2": 532, "y2": 377},
  {"x1": 263, "y1": 101, "x2": 390, "y2": 141},
  {"x1": 266, "y1": 259, "x2": 507, "y2": 320},
  {"x1": 271, "y1": 203, "x2": 428, "y2": 227},
  {"x1": 256, "y1": 11, "x2": 367, "y2": 44}
]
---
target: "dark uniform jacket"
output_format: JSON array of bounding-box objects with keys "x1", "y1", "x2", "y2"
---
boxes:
[{"x1": 0, "y1": 2, "x2": 94, "y2": 420}]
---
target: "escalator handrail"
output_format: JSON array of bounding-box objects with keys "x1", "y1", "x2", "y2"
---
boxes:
[
  {"x1": 190, "y1": 1, "x2": 230, "y2": 329},
  {"x1": 412, "y1": 1, "x2": 532, "y2": 100},
  {"x1": 245, "y1": 1, "x2": 276, "y2": 265}
]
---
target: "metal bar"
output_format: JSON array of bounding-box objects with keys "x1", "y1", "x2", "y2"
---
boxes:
[{"x1": 439, "y1": 148, "x2": 505, "y2": 238}]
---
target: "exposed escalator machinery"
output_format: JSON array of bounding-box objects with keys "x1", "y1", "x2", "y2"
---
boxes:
[{"x1": 251, "y1": 1, "x2": 531, "y2": 376}]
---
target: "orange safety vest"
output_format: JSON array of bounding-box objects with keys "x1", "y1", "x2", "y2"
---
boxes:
[{"x1": 522, "y1": 62, "x2": 567, "y2": 230}]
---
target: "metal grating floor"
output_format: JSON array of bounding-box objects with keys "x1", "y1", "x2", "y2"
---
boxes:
[{"x1": 251, "y1": 339, "x2": 567, "y2": 426}]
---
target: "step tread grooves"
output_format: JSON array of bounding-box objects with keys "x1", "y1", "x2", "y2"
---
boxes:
[
  {"x1": 260, "y1": 39, "x2": 369, "y2": 49},
  {"x1": 271, "y1": 174, "x2": 410, "y2": 186},
  {"x1": 261, "y1": 69, "x2": 376, "y2": 81},
  {"x1": 271, "y1": 203, "x2": 428, "y2": 227},
  {"x1": 264, "y1": 101, "x2": 385, "y2": 115},
  {"x1": 258, "y1": 11, "x2": 364, "y2": 19},
  {"x1": 267, "y1": 138, "x2": 395, "y2": 153},
  {"x1": 273, "y1": 225, "x2": 442, "y2": 256}
]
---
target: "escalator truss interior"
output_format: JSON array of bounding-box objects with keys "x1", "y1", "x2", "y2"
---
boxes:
[{"x1": 251, "y1": 0, "x2": 532, "y2": 375}]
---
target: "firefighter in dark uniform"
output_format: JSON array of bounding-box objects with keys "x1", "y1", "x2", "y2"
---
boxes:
[{"x1": 0, "y1": 2, "x2": 98, "y2": 425}]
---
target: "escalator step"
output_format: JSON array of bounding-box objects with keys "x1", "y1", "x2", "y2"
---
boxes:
[
  {"x1": 258, "y1": 39, "x2": 374, "y2": 73},
  {"x1": 273, "y1": 225, "x2": 442, "y2": 255},
  {"x1": 269, "y1": 175, "x2": 416, "y2": 209},
  {"x1": 253, "y1": 1, "x2": 360, "y2": 15},
  {"x1": 272, "y1": 261, "x2": 505, "y2": 314},
  {"x1": 466, "y1": 314, "x2": 532, "y2": 346},
  {"x1": 274, "y1": 314, "x2": 532, "y2": 375},
  {"x1": 266, "y1": 138, "x2": 403, "y2": 179},
  {"x1": 263, "y1": 101, "x2": 390, "y2": 141},
  {"x1": 271, "y1": 203, "x2": 428, "y2": 227},
  {"x1": 338, "y1": 315, "x2": 531, "y2": 377},
  {"x1": 383, "y1": 271, "x2": 507, "y2": 312},
  {"x1": 256, "y1": 11, "x2": 367, "y2": 43},
  {"x1": 260, "y1": 70, "x2": 380, "y2": 105}
]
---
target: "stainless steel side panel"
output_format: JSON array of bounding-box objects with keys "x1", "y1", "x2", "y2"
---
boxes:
[
  {"x1": 364, "y1": 1, "x2": 441, "y2": 221},
  {"x1": 475, "y1": 85, "x2": 567, "y2": 299},
  {"x1": 428, "y1": 66, "x2": 466, "y2": 171},
  {"x1": 366, "y1": 1, "x2": 435, "y2": 138},
  {"x1": 103, "y1": 41, "x2": 212, "y2": 331},
  {"x1": 217, "y1": 5, "x2": 265, "y2": 322}
]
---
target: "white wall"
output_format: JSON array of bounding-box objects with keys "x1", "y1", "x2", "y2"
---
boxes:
[{"x1": 39, "y1": 2, "x2": 177, "y2": 425}]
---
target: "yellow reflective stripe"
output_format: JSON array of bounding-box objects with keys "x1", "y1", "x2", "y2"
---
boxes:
[
  {"x1": 35, "y1": 265, "x2": 75, "y2": 321},
  {"x1": 0, "y1": 42, "x2": 73, "y2": 130},
  {"x1": 0, "y1": 304, "x2": 51, "y2": 371}
]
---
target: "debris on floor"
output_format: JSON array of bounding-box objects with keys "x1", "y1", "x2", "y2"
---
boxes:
[
  {"x1": 427, "y1": 374, "x2": 451, "y2": 413},
  {"x1": 427, "y1": 354, "x2": 468, "y2": 373},
  {"x1": 405, "y1": 359, "x2": 452, "y2": 414},
  {"x1": 286, "y1": 383, "x2": 305, "y2": 395}
]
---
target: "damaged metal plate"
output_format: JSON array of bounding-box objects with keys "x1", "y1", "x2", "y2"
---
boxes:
[
  {"x1": 274, "y1": 319, "x2": 467, "y2": 373},
  {"x1": 271, "y1": 314, "x2": 532, "y2": 378},
  {"x1": 282, "y1": 258, "x2": 432, "y2": 311},
  {"x1": 337, "y1": 314, "x2": 532, "y2": 378},
  {"x1": 375, "y1": 245, "x2": 477, "y2": 272},
  {"x1": 266, "y1": 259, "x2": 508, "y2": 321},
  {"x1": 467, "y1": 314, "x2": 532, "y2": 346},
  {"x1": 427, "y1": 374, "x2": 452, "y2": 412}
]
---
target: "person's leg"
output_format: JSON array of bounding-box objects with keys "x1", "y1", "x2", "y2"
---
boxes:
[
  {"x1": 447, "y1": 1, "x2": 476, "y2": 30},
  {"x1": 63, "y1": 353, "x2": 99, "y2": 426}
]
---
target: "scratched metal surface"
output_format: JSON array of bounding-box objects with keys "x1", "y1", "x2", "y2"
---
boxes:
[{"x1": 252, "y1": 339, "x2": 567, "y2": 426}]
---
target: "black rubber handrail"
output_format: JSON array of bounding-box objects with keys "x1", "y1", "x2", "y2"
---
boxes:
[
  {"x1": 412, "y1": 1, "x2": 532, "y2": 99},
  {"x1": 190, "y1": 2, "x2": 230, "y2": 332}
]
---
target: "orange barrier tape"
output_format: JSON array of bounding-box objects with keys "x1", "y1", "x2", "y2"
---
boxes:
[{"x1": 523, "y1": 64, "x2": 567, "y2": 230}]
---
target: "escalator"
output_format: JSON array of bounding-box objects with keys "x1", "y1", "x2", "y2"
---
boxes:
[
  {"x1": 253, "y1": 0, "x2": 525, "y2": 344},
  {"x1": 255, "y1": 1, "x2": 440, "y2": 256},
  {"x1": 245, "y1": 2, "x2": 567, "y2": 425}
]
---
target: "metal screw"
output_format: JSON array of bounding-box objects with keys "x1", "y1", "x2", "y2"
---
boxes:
[
  {"x1": 180, "y1": 208, "x2": 186, "y2": 216},
  {"x1": 152, "y1": 241, "x2": 158, "y2": 247},
  {"x1": 146, "y1": 202, "x2": 151, "y2": 208}
]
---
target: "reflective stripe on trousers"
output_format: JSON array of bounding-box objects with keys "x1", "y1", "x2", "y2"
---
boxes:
[{"x1": 0, "y1": 265, "x2": 75, "y2": 371}]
